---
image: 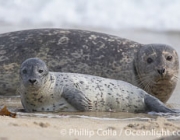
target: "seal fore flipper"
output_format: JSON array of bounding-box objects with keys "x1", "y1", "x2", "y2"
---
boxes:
[
  {"x1": 144, "y1": 94, "x2": 176, "y2": 113},
  {"x1": 62, "y1": 88, "x2": 92, "y2": 111}
]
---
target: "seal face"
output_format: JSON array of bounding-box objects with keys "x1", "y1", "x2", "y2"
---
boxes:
[
  {"x1": 135, "y1": 44, "x2": 179, "y2": 102},
  {"x1": 20, "y1": 58, "x2": 49, "y2": 91},
  {"x1": 19, "y1": 58, "x2": 177, "y2": 113}
]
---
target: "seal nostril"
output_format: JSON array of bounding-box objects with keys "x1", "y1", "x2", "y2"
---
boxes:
[
  {"x1": 29, "y1": 79, "x2": 36, "y2": 84},
  {"x1": 157, "y1": 68, "x2": 165, "y2": 75}
]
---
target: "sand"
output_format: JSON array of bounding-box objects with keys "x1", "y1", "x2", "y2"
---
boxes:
[{"x1": 0, "y1": 115, "x2": 180, "y2": 140}]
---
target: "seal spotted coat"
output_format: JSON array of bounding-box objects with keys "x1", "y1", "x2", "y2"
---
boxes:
[
  {"x1": 0, "y1": 29, "x2": 179, "y2": 103},
  {"x1": 19, "y1": 58, "x2": 178, "y2": 113}
]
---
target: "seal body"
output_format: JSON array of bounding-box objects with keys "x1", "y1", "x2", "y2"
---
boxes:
[
  {"x1": 0, "y1": 29, "x2": 179, "y2": 103},
  {"x1": 19, "y1": 58, "x2": 176, "y2": 113}
]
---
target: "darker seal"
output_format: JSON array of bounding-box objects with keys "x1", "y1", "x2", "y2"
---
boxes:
[{"x1": 0, "y1": 29, "x2": 179, "y2": 103}]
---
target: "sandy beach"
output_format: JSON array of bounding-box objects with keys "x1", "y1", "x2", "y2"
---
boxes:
[
  {"x1": 0, "y1": 114, "x2": 180, "y2": 140},
  {"x1": 0, "y1": 26, "x2": 180, "y2": 140}
]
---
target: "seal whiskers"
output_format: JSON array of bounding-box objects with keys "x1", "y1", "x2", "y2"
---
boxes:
[{"x1": 135, "y1": 74, "x2": 154, "y2": 94}]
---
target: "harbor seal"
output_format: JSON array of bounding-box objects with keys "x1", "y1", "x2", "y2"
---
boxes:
[
  {"x1": 19, "y1": 58, "x2": 177, "y2": 113},
  {"x1": 0, "y1": 29, "x2": 179, "y2": 103}
]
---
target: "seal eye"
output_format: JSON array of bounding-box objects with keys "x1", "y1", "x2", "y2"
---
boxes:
[
  {"x1": 22, "y1": 69, "x2": 27, "y2": 74},
  {"x1": 147, "y1": 57, "x2": 153, "y2": 64},
  {"x1": 38, "y1": 70, "x2": 43, "y2": 73},
  {"x1": 166, "y1": 56, "x2": 173, "y2": 61}
]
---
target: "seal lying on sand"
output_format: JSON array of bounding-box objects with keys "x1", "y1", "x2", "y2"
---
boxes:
[
  {"x1": 19, "y1": 58, "x2": 178, "y2": 113},
  {"x1": 0, "y1": 29, "x2": 179, "y2": 103}
]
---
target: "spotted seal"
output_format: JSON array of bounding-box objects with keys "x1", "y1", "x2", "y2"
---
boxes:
[
  {"x1": 19, "y1": 58, "x2": 177, "y2": 113},
  {"x1": 0, "y1": 29, "x2": 179, "y2": 103}
]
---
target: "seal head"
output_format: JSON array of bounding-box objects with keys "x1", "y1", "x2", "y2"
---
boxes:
[
  {"x1": 20, "y1": 58, "x2": 49, "y2": 91},
  {"x1": 135, "y1": 44, "x2": 179, "y2": 102}
]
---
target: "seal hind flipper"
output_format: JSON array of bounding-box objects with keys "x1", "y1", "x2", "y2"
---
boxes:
[
  {"x1": 171, "y1": 109, "x2": 180, "y2": 113},
  {"x1": 144, "y1": 94, "x2": 176, "y2": 113},
  {"x1": 62, "y1": 88, "x2": 92, "y2": 111}
]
